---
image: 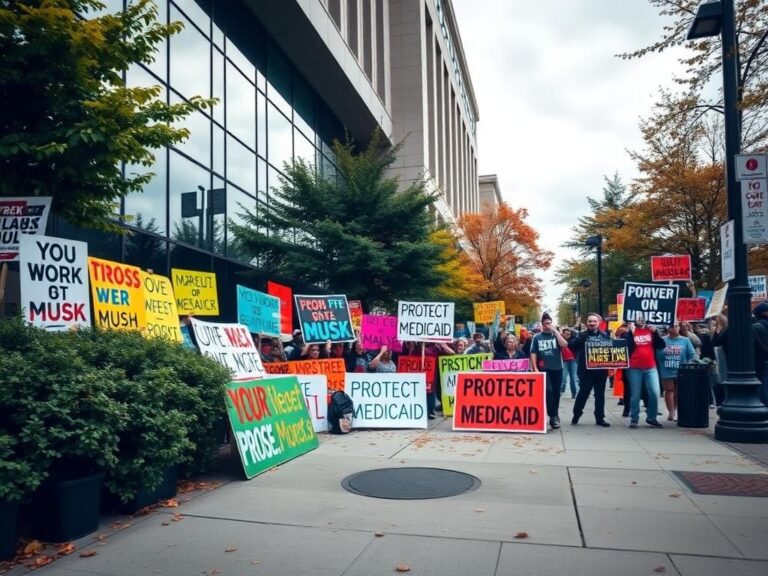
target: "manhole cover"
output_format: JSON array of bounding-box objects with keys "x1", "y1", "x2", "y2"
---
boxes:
[
  {"x1": 673, "y1": 471, "x2": 768, "y2": 497},
  {"x1": 341, "y1": 467, "x2": 480, "y2": 499}
]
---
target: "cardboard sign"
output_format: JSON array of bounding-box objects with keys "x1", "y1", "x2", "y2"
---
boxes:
[
  {"x1": 397, "y1": 356, "x2": 437, "y2": 392},
  {"x1": 621, "y1": 281, "x2": 679, "y2": 326},
  {"x1": 676, "y1": 298, "x2": 706, "y2": 322},
  {"x1": 237, "y1": 285, "x2": 281, "y2": 337},
  {"x1": 585, "y1": 339, "x2": 629, "y2": 369},
  {"x1": 348, "y1": 300, "x2": 363, "y2": 331},
  {"x1": 705, "y1": 284, "x2": 728, "y2": 318},
  {"x1": 397, "y1": 300, "x2": 454, "y2": 342},
  {"x1": 171, "y1": 268, "x2": 219, "y2": 315},
  {"x1": 361, "y1": 314, "x2": 402, "y2": 352},
  {"x1": 267, "y1": 280, "x2": 293, "y2": 335},
  {"x1": 0, "y1": 196, "x2": 52, "y2": 261},
  {"x1": 452, "y1": 372, "x2": 546, "y2": 434},
  {"x1": 438, "y1": 353, "x2": 493, "y2": 416},
  {"x1": 651, "y1": 255, "x2": 692, "y2": 282},
  {"x1": 88, "y1": 257, "x2": 145, "y2": 331},
  {"x1": 226, "y1": 376, "x2": 318, "y2": 479},
  {"x1": 190, "y1": 318, "x2": 264, "y2": 380},
  {"x1": 473, "y1": 300, "x2": 505, "y2": 324},
  {"x1": 482, "y1": 358, "x2": 530, "y2": 372},
  {"x1": 263, "y1": 358, "x2": 346, "y2": 392},
  {"x1": 141, "y1": 271, "x2": 182, "y2": 342},
  {"x1": 295, "y1": 374, "x2": 328, "y2": 433},
  {"x1": 749, "y1": 275, "x2": 767, "y2": 301},
  {"x1": 345, "y1": 373, "x2": 427, "y2": 429},
  {"x1": 20, "y1": 235, "x2": 91, "y2": 331},
  {"x1": 294, "y1": 294, "x2": 354, "y2": 344}
]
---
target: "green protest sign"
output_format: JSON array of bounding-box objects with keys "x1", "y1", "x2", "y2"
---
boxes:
[
  {"x1": 226, "y1": 376, "x2": 319, "y2": 478},
  {"x1": 439, "y1": 353, "x2": 492, "y2": 416}
]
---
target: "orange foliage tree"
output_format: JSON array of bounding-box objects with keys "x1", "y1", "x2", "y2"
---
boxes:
[{"x1": 457, "y1": 203, "x2": 553, "y2": 315}]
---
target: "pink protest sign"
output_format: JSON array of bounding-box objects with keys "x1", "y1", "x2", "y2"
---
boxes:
[
  {"x1": 482, "y1": 358, "x2": 530, "y2": 372},
  {"x1": 361, "y1": 314, "x2": 402, "y2": 352}
]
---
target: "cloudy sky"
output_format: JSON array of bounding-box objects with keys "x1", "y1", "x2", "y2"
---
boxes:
[{"x1": 452, "y1": 0, "x2": 688, "y2": 313}]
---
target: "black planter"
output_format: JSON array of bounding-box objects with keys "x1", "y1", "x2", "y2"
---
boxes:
[
  {"x1": 29, "y1": 471, "x2": 104, "y2": 543},
  {"x1": 104, "y1": 465, "x2": 179, "y2": 514},
  {"x1": 0, "y1": 499, "x2": 19, "y2": 561}
]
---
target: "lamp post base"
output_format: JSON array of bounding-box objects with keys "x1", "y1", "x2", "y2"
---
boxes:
[{"x1": 714, "y1": 374, "x2": 768, "y2": 443}]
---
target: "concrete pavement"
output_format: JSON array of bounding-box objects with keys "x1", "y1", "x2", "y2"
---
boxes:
[{"x1": 7, "y1": 397, "x2": 768, "y2": 576}]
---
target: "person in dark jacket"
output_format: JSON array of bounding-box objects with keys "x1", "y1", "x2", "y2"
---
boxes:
[
  {"x1": 751, "y1": 302, "x2": 768, "y2": 406},
  {"x1": 570, "y1": 313, "x2": 611, "y2": 427}
]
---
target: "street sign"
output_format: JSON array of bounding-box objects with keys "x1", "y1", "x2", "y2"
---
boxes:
[
  {"x1": 721, "y1": 220, "x2": 735, "y2": 282},
  {"x1": 735, "y1": 154, "x2": 768, "y2": 181},
  {"x1": 741, "y1": 178, "x2": 768, "y2": 244}
]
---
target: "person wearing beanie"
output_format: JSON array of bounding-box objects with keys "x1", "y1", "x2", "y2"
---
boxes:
[
  {"x1": 530, "y1": 311, "x2": 569, "y2": 430},
  {"x1": 752, "y1": 302, "x2": 768, "y2": 406}
]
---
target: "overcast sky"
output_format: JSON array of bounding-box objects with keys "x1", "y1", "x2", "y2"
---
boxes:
[{"x1": 452, "y1": 0, "x2": 688, "y2": 314}]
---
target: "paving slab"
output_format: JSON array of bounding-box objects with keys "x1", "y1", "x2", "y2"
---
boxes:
[
  {"x1": 671, "y1": 554, "x2": 768, "y2": 576},
  {"x1": 649, "y1": 452, "x2": 767, "y2": 473},
  {"x1": 704, "y1": 514, "x2": 768, "y2": 559},
  {"x1": 569, "y1": 467, "x2": 681, "y2": 489},
  {"x1": 573, "y1": 483, "x2": 701, "y2": 514}
]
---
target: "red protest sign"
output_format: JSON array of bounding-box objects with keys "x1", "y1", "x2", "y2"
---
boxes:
[
  {"x1": 397, "y1": 356, "x2": 437, "y2": 392},
  {"x1": 452, "y1": 372, "x2": 546, "y2": 433},
  {"x1": 267, "y1": 281, "x2": 292, "y2": 335},
  {"x1": 651, "y1": 255, "x2": 692, "y2": 282},
  {"x1": 676, "y1": 297, "x2": 706, "y2": 322}
]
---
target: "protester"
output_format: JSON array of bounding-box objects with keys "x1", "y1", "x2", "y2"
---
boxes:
[
  {"x1": 324, "y1": 340, "x2": 346, "y2": 359},
  {"x1": 259, "y1": 336, "x2": 286, "y2": 363},
  {"x1": 624, "y1": 314, "x2": 666, "y2": 428},
  {"x1": 368, "y1": 345, "x2": 397, "y2": 373},
  {"x1": 569, "y1": 313, "x2": 611, "y2": 427},
  {"x1": 466, "y1": 332, "x2": 491, "y2": 354},
  {"x1": 426, "y1": 341, "x2": 456, "y2": 417},
  {"x1": 283, "y1": 329, "x2": 303, "y2": 357},
  {"x1": 711, "y1": 313, "x2": 729, "y2": 406},
  {"x1": 530, "y1": 312, "x2": 569, "y2": 430},
  {"x1": 454, "y1": 337, "x2": 468, "y2": 354},
  {"x1": 345, "y1": 340, "x2": 370, "y2": 373},
  {"x1": 751, "y1": 302, "x2": 768, "y2": 406},
  {"x1": 560, "y1": 327, "x2": 579, "y2": 399},
  {"x1": 658, "y1": 322, "x2": 697, "y2": 421},
  {"x1": 679, "y1": 321, "x2": 702, "y2": 355},
  {"x1": 493, "y1": 333, "x2": 525, "y2": 360}
]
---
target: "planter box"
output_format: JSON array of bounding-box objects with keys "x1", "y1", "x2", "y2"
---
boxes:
[
  {"x1": 104, "y1": 465, "x2": 179, "y2": 514},
  {"x1": 29, "y1": 471, "x2": 104, "y2": 543},
  {"x1": 0, "y1": 499, "x2": 19, "y2": 561}
]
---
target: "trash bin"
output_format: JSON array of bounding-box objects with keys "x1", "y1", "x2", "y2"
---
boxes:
[{"x1": 677, "y1": 362, "x2": 710, "y2": 428}]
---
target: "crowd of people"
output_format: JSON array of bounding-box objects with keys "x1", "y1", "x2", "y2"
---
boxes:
[{"x1": 244, "y1": 304, "x2": 768, "y2": 433}]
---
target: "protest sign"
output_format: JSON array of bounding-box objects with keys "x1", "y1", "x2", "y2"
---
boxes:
[
  {"x1": 88, "y1": 257, "x2": 145, "y2": 330},
  {"x1": 226, "y1": 376, "x2": 318, "y2": 478},
  {"x1": 294, "y1": 374, "x2": 328, "y2": 433},
  {"x1": 705, "y1": 284, "x2": 728, "y2": 318},
  {"x1": 676, "y1": 298, "x2": 706, "y2": 322},
  {"x1": 453, "y1": 372, "x2": 546, "y2": 433},
  {"x1": 397, "y1": 356, "x2": 437, "y2": 392},
  {"x1": 473, "y1": 300, "x2": 505, "y2": 324},
  {"x1": 749, "y1": 275, "x2": 767, "y2": 302},
  {"x1": 141, "y1": 271, "x2": 182, "y2": 342},
  {"x1": 264, "y1": 358, "x2": 346, "y2": 392},
  {"x1": 0, "y1": 197, "x2": 52, "y2": 261},
  {"x1": 741, "y1": 178, "x2": 768, "y2": 244},
  {"x1": 20, "y1": 235, "x2": 90, "y2": 330},
  {"x1": 267, "y1": 280, "x2": 293, "y2": 335},
  {"x1": 585, "y1": 339, "x2": 629, "y2": 369},
  {"x1": 621, "y1": 281, "x2": 679, "y2": 325},
  {"x1": 345, "y1": 373, "x2": 427, "y2": 429},
  {"x1": 237, "y1": 285, "x2": 281, "y2": 337},
  {"x1": 361, "y1": 314, "x2": 402, "y2": 352},
  {"x1": 397, "y1": 300, "x2": 454, "y2": 342},
  {"x1": 438, "y1": 353, "x2": 492, "y2": 416},
  {"x1": 482, "y1": 358, "x2": 530, "y2": 372},
  {"x1": 651, "y1": 255, "x2": 692, "y2": 282},
  {"x1": 721, "y1": 220, "x2": 735, "y2": 282},
  {"x1": 294, "y1": 294, "x2": 354, "y2": 344},
  {"x1": 190, "y1": 318, "x2": 265, "y2": 380},
  {"x1": 171, "y1": 268, "x2": 219, "y2": 315},
  {"x1": 348, "y1": 300, "x2": 363, "y2": 331}
]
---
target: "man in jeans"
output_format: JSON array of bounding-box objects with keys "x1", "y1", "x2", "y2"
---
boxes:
[
  {"x1": 624, "y1": 314, "x2": 666, "y2": 428},
  {"x1": 530, "y1": 312, "x2": 569, "y2": 430}
]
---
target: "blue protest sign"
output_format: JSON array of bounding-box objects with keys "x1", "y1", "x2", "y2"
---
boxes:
[{"x1": 237, "y1": 285, "x2": 281, "y2": 337}]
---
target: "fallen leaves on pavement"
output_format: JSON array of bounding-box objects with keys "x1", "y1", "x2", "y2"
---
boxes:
[
  {"x1": 56, "y1": 543, "x2": 75, "y2": 556},
  {"x1": 395, "y1": 564, "x2": 411, "y2": 572},
  {"x1": 79, "y1": 550, "x2": 98, "y2": 558},
  {"x1": 514, "y1": 532, "x2": 529, "y2": 539}
]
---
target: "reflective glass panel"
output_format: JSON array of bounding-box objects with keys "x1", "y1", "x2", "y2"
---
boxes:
[
  {"x1": 268, "y1": 103, "x2": 292, "y2": 169},
  {"x1": 294, "y1": 128, "x2": 315, "y2": 169},
  {"x1": 124, "y1": 150, "x2": 167, "y2": 235},
  {"x1": 267, "y1": 43, "x2": 291, "y2": 116},
  {"x1": 173, "y1": 0, "x2": 209, "y2": 36},
  {"x1": 169, "y1": 6, "x2": 210, "y2": 101},
  {"x1": 226, "y1": 61, "x2": 255, "y2": 149},
  {"x1": 169, "y1": 151, "x2": 211, "y2": 249},
  {"x1": 226, "y1": 186, "x2": 256, "y2": 263},
  {"x1": 212, "y1": 48, "x2": 225, "y2": 125},
  {"x1": 226, "y1": 134, "x2": 256, "y2": 195},
  {"x1": 171, "y1": 98, "x2": 211, "y2": 166}
]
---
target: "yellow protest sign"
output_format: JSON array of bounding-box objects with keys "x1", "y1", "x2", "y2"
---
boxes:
[
  {"x1": 141, "y1": 271, "x2": 182, "y2": 342},
  {"x1": 608, "y1": 304, "x2": 624, "y2": 333},
  {"x1": 171, "y1": 268, "x2": 219, "y2": 315},
  {"x1": 473, "y1": 300, "x2": 505, "y2": 324},
  {"x1": 88, "y1": 257, "x2": 145, "y2": 331}
]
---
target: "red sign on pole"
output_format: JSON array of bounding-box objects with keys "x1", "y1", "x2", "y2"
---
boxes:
[
  {"x1": 651, "y1": 255, "x2": 692, "y2": 282},
  {"x1": 452, "y1": 372, "x2": 546, "y2": 433},
  {"x1": 676, "y1": 298, "x2": 706, "y2": 322},
  {"x1": 267, "y1": 280, "x2": 292, "y2": 336}
]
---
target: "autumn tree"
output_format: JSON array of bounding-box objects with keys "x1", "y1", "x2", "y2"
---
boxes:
[
  {"x1": 428, "y1": 228, "x2": 487, "y2": 319},
  {"x1": 0, "y1": 0, "x2": 214, "y2": 229},
  {"x1": 457, "y1": 203, "x2": 552, "y2": 316}
]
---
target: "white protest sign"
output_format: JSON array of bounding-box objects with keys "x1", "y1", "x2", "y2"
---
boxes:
[
  {"x1": 20, "y1": 235, "x2": 91, "y2": 330},
  {"x1": 705, "y1": 284, "x2": 728, "y2": 318},
  {"x1": 297, "y1": 374, "x2": 328, "y2": 433},
  {"x1": 396, "y1": 300, "x2": 455, "y2": 343},
  {"x1": 190, "y1": 318, "x2": 265, "y2": 380},
  {"x1": 0, "y1": 197, "x2": 52, "y2": 262},
  {"x1": 345, "y1": 372, "x2": 427, "y2": 429},
  {"x1": 741, "y1": 179, "x2": 768, "y2": 244},
  {"x1": 749, "y1": 275, "x2": 767, "y2": 301},
  {"x1": 721, "y1": 220, "x2": 735, "y2": 282}
]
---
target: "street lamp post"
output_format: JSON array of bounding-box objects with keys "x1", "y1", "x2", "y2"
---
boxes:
[
  {"x1": 688, "y1": 0, "x2": 768, "y2": 442},
  {"x1": 585, "y1": 235, "x2": 604, "y2": 318},
  {"x1": 579, "y1": 278, "x2": 592, "y2": 315}
]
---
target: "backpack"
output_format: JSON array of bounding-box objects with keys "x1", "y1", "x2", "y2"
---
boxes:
[{"x1": 327, "y1": 390, "x2": 354, "y2": 434}]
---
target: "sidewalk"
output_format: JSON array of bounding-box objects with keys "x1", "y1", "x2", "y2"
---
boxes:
[{"x1": 8, "y1": 397, "x2": 768, "y2": 576}]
